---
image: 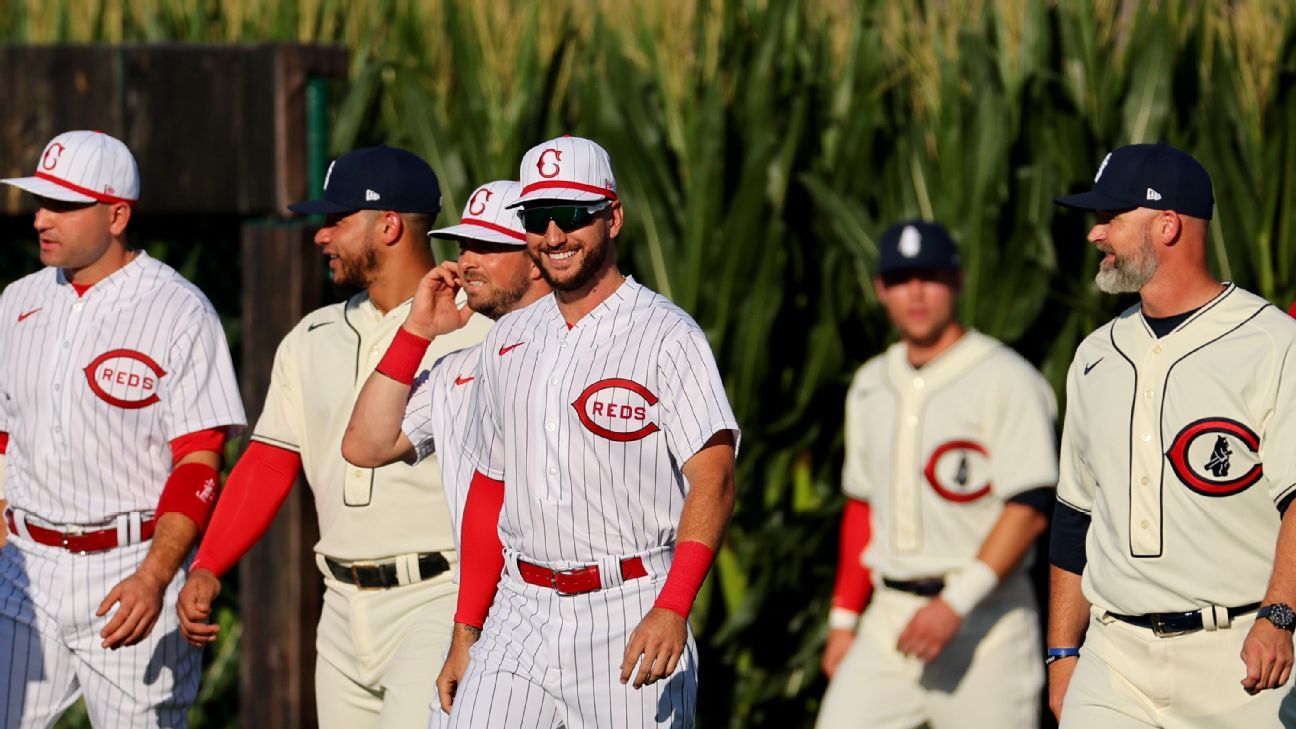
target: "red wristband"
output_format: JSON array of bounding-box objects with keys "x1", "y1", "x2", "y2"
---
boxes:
[
  {"x1": 156, "y1": 462, "x2": 221, "y2": 531},
  {"x1": 653, "y1": 540, "x2": 716, "y2": 618},
  {"x1": 376, "y1": 327, "x2": 432, "y2": 385}
]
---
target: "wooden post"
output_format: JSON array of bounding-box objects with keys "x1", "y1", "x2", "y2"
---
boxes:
[{"x1": 238, "y1": 222, "x2": 326, "y2": 729}]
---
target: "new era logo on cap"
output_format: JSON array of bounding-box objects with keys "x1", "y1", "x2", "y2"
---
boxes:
[
  {"x1": 2, "y1": 130, "x2": 139, "y2": 205},
  {"x1": 429, "y1": 180, "x2": 526, "y2": 246},
  {"x1": 1147, "y1": 188, "x2": 1162, "y2": 201},
  {"x1": 511, "y1": 136, "x2": 618, "y2": 208},
  {"x1": 365, "y1": 189, "x2": 381, "y2": 202}
]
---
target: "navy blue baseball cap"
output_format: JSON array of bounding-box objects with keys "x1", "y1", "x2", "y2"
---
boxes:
[
  {"x1": 1054, "y1": 143, "x2": 1214, "y2": 220},
  {"x1": 288, "y1": 146, "x2": 442, "y2": 216},
  {"x1": 876, "y1": 220, "x2": 961, "y2": 276}
]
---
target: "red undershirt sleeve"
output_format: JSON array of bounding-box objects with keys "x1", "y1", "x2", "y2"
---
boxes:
[
  {"x1": 169, "y1": 427, "x2": 227, "y2": 467},
  {"x1": 455, "y1": 470, "x2": 506, "y2": 628},
  {"x1": 831, "y1": 498, "x2": 874, "y2": 615},
  {"x1": 190, "y1": 442, "x2": 302, "y2": 577}
]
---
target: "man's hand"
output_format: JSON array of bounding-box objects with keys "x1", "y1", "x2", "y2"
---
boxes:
[
  {"x1": 895, "y1": 597, "x2": 961, "y2": 663},
  {"x1": 404, "y1": 263, "x2": 474, "y2": 340},
  {"x1": 821, "y1": 627, "x2": 855, "y2": 679},
  {"x1": 1241, "y1": 618, "x2": 1294, "y2": 694},
  {"x1": 97, "y1": 568, "x2": 167, "y2": 648},
  {"x1": 620, "y1": 607, "x2": 687, "y2": 689},
  {"x1": 437, "y1": 623, "x2": 482, "y2": 714},
  {"x1": 0, "y1": 499, "x2": 8, "y2": 549},
  {"x1": 177, "y1": 568, "x2": 222, "y2": 647},
  {"x1": 1048, "y1": 656, "x2": 1079, "y2": 720}
]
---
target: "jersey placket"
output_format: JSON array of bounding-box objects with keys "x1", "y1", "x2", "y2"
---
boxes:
[
  {"x1": 541, "y1": 324, "x2": 576, "y2": 505},
  {"x1": 1129, "y1": 336, "x2": 1166, "y2": 556},
  {"x1": 51, "y1": 293, "x2": 94, "y2": 460},
  {"x1": 890, "y1": 355, "x2": 926, "y2": 554}
]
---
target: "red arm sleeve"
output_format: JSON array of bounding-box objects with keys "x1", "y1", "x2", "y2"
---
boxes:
[
  {"x1": 169, "y1": 427, "x2": 227, "y2": 466},
  {"x1": 0, "y1": 432, "x2": 8, "y2": 454},
  {"x1": 190, "y1": 442, "x2": 302, "y2": 577},
  {"x1": 454, "y1": 470, "x2": 506, "y2": 628},
  {"x1": 831, "y1": 498, "x2": 874, "y2": 614}
]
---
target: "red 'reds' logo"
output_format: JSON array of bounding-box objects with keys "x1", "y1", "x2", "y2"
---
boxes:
[
  {"x1": 537, "y1": 149, "x2": 562, "y2": 178},
  {"x1": 83, "y1": 349, "x2": 167, "y2": 409},
  {"x1": 571, "y1": 378, "x2": 660, "y2": 442},
  {"x1": 468, "y1": 186, "x2": 492, "y2": 215}
]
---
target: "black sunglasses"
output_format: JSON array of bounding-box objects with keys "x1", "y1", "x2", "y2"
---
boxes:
[{"x1": 518, "y1": 201, "x2": 611, "y2": 235}]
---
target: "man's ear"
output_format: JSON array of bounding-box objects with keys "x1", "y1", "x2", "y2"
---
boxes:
[{"x1": 107, "y1": 203, "x2": 132, "y2": 237}]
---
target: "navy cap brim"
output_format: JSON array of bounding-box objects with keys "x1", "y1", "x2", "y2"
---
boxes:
[
  {"x1": 1053, "y1": 189, "x2": 1137, "y2": 212},
  {"x1": 287, "y1": 198, "x2": 357, "y2": 215}
]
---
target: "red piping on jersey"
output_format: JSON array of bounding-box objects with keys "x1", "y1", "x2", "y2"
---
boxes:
[
  {"x1": 520, "y1": 180, "x2": 618, "y2": 200},
  {"x1": 34, "y1": 171, "x2": 136, "y2": 206},
  {"x1": 460, "y1": 218, "x2": 525, "y2": 241}
]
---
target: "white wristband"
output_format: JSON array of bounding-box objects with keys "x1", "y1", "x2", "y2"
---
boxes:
[
  {"x1": 940, "y1": 560, "x2": 998, "y2": 617},
  {"x1": 828, "y1": 607, "x2": 861, "y2": 631}
]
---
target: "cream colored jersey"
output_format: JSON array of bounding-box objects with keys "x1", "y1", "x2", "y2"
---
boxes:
[
  {"x1": 250, "y1": 292, "x2": 491, "y2": 561},
  {"x1": 1058, "y1": 284, "x2": 1296, "y2": 615},
  {"x1": 843, "y1": 330, "x2": 1057, "y2": 580}
]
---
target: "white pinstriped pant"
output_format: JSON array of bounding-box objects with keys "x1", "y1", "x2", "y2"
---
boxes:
[
  {"x1": 0, "y1": 536, "x2": 198, "y2": 728},
  {"x1": 447, "y1": 547, "x2": 697, "y2": 729}
]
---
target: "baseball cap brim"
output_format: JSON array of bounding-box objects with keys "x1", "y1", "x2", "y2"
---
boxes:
[
  {"x1": 2, "y1": 176, "x2": 100, "y2": 204},
  {"x1": 429, "y1": 220, "x2": 527, "y2": 246},
  {"x1": 1053, "y1": 189, "x2": 1137, "y2": 213},
  {"x1": 287, "y1": 197, "x2": 359, "y2": 215}
]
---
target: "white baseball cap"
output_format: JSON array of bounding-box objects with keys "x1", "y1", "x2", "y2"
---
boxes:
[
  {"x1": 2, "y1": 130, "x2": 140, "y2": 205},
  {"x1": 510, "y1": 135, "x2": 617, "y2": 208},
  {"x1": 430, "y1": 180, "x2": 526, "y2": 245}
]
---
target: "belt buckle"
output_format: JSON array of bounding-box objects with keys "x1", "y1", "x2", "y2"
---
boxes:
[
  {"x1": 1149, "y1": 614, "x2": 1189, "y2": 638},
  {"x1": 59, "y1": 524, "x2": 91, "y2": 556},
  {"x1": 349, "y1": 563, "x2": 384, "y2": 590},
  {"x1": 551, "y1": 566, "x2": 593, "y2": 597}
]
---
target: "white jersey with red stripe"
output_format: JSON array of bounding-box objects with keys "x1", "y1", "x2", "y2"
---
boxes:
[
  {"x1": 0, "y1": 252, "x2": 246, "y2": 523},
  {"x1": 401, "y1": 343, "x2": 483, "y2": 575},
  {"x1": 467, "y1": 276, "x2": 740, "y2": 564}
]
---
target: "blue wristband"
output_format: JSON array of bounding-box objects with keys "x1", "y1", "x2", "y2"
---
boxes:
[{"x1": 1045, "y1": 647, "x2": 1080, "y2": 664}]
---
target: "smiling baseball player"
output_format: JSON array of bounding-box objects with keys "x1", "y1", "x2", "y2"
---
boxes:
[
  {"x1": 0, "y1": 130, "x2": 245, "y2": 726},
  {"x1": 816, "y1": 220, "x2": 1056, "y2": 729},
  {"x1": 1049, "y1": 143, "x2": 1296, "y2": 728},
  {"x1": 176, "y1": 147, "x2": 492, "y2": 729},
  {"x1": 372, "y1": 136, "x2": 740, "y2": 729}
]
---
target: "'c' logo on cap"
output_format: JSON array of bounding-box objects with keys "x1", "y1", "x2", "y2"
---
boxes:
[
  {"x1": 537, "y1": 149, "x2": 562, "y2": 179},
  {"x1": 468, "y1": 187, "x2": 493, "y2": 215},
  {"x1": 41, "y1": 143, "x2": 65, "y2": 171}
]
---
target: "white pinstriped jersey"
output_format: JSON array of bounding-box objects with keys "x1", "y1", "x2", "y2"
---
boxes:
[
  {"x1": 467, "y1": 277, "x2": 740, "y2": 564},
  {"x1": 402, "y1": 343, "x2": 482, "y2": 577},
  {"x1": 843, "y1": 331, "x2": 1057, "y2": 580},
  {"x1": 0, "y1": 252, "x2": 245, "y2": 523},
  {"x1": 251, "y1": 291, "x2": 491, "y2": 561},
  {"x1": 1058, "y1": 285, "x2": 1296, "y2": 615}
]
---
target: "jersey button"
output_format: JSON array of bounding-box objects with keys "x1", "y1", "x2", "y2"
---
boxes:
[
  {"x1": 545, "y1": 423, "x2": 556, "y2": 432},
  {"x1": 1141, "y1": 432, "x2": 1152, "y2": 442},
  {"x1": 912, "y1": 377, "x2": 925, "y2": 390},
  {"x1": 905, "y1": 415, "x2": 918, "y2": 427},
  {"x1": 548, "y1": 466, "x2": 558, "y2": 475},
  {"x1": 1140, "y1": 519, "x2": 1150, "y2": 529},
  {"x1": 1140, "y1": 476, "x2": 1149, "y2": 485},
  {"x1": 72, "y1": 302, "x2": 84, "y2": 312},
  {"x1": 1153, "y1": 345, "x2": 1163, "y2": 354},
  {"x1": 550, "y1": 378, "x2": 559, "y2": 386},
  {"x1": 1144, "y1": 390, "x2": 1154, "y2": 399},
  {"x1": 353, "y1": 469, "x2": 363, "y2": 477}
]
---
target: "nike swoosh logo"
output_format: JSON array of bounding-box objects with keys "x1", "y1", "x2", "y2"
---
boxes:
[
  {"x1": 1084, "y1": 358, "x2": 1104, "y2": 375},
  {"x1": 454, "y1": 375, "x2": 475, "y2": 386},
  {"x1": 17, "y1": 308, "x2": 41, "y2": 322},
  {"x1": 498, "y1": 342, "x2": 526, "y2": 356},
  {"x1": 307, "y1": 322, "x2": 333, "y2": 332}
]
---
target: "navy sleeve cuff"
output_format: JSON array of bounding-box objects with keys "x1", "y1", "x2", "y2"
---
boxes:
[
  {"x1": 1049, "y1": 501, "x2": 1090, "y2": 575},
  {"x1": 1007, "y1": 486, "x2": 1055, "y2": 515}
]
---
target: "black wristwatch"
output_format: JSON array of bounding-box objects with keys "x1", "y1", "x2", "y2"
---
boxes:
[{"x1": 1258, "y1": 603, "x2": 1296, "y2": 632}]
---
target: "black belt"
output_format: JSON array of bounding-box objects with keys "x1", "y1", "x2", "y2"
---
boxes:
[
  {"x1": 324, "y1": 553, "x2": 450, "y2": 590},
  {"x1": 1109, "y1": 602, "x2": 1261, "y2": 638},
  {"x1": 883, "y1": 576, "x2": 946, "y2": 597}
]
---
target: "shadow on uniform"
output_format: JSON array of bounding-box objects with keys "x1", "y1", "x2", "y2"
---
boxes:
[
  {"x1": 655, "y1": 666, "x2": 697, "y2": 728},
  {"x1": 0, "y1": 546, "x2": 42, "y2": 728}
]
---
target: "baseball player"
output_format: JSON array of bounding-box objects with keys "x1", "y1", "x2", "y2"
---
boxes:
[
  {"x1": 815, "y1": 220, "x2": 1056, "y2": 729},
  {"x1": 0, "y1": 130, "x2": 245, "y2": 727},
  {"x1": 1049, "y1": 143, "x2": 1296, "y2": 728},
  {"x1": 339, "y1": 179, "x2": 551, "y2": 720},
  {"x1": 373, "y1": 135, "x2": 739, "y2": 728},
  {"x1": 175, "y1": 146, "x2": 491, "y2": 729}
]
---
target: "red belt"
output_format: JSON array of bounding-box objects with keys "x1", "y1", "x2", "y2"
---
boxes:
[
  {"x1": 517, "y1": 556, "x2": 647, "y2": 596},
  {"x1": 6, "y1": 512, "x2": 156, "y2": 554}
]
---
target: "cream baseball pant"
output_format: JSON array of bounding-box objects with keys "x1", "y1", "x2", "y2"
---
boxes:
[
  {"x1": 1059, "y1": 607, "x2": 1296, "y2": 728},
  {"x1": 816, "y1": 572, "x2": 1042, "y2": 729},
  {"x1": 0, "y1": 535, "x2": 199, "y2": 729},
  {"x1": 447, "y1": 546, "x2": 697, "y2": 729},
  {"x1": 314, "y1": 554, "x2": 458, "y2": 729}
]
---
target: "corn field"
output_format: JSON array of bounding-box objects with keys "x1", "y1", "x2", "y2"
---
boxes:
[{"x1": 4, "y1": 0, "x2": 1296, "y2": 726}]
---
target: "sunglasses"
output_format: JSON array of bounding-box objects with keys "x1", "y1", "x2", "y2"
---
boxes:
[{"x1": 518, "y1": 201, "x2": 611, "y2": 235}]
